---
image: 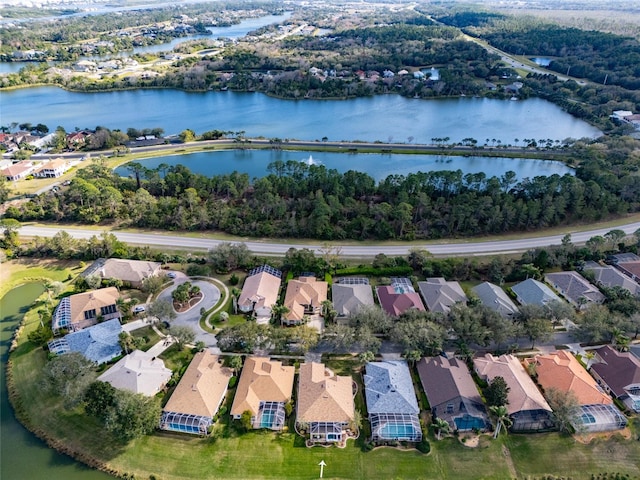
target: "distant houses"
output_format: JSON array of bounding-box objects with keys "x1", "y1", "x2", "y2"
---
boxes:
[
  {"x1": 511, "y1": 278, "x2": 563, "y2": 307},
  {"x1": 160, "y1": 352, "x2": 232, "y2": 435},
  {"x1": 296, "y1": 362, "x2": 355, "y2": 443},
  {"x1": 544, "y1": 271, "x2": 604, "y2": 309},
  {"x1": 583, "y1": 261, "x2": 640, "y2": 297},
  {"x1": 364, "y1": 360, "x2": 422, "y2": 442},
  {"x1": 230, "y1": 357, "x2": 295, "y2": 430},
  {"x1": 82, "y1": 258, "x2": 162, "y2": 289},
  {"x1": 472, "y1": 281, "x2": 519, "y2": 318},
  {"x1": 332, "y1": 277, "x2": 375, "y2": 322}
]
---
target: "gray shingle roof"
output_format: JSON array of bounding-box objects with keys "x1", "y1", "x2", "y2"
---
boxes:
[
  {"x1": 62, "y1": 318, "x2": 122, "y2": 364},
  {"x1": 472, "y1": 282, "x2": 519, "y2": 317},
  {"x1": 332, "y1": 283, "x2": 375, "y2": 317},
  {"x1": 583, "y1": 263, "x2": 640, "y2": 297},
  {"x1": 417, "y1": 278, "x2": 467, "y2": 313},
  {"x1": 511, "y1": 278, "x2": 563, "y2": 306},
  {"x1": 364, "y1": 361, "x2": 419, "y2": 415},
  {"x1": 545, "y1": 272, "x2": 605, "y2": 307}
]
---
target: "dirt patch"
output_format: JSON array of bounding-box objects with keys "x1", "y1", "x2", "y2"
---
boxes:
[
  {"x1": 574, "y1": 427, "x2": 632, "y2": 444},
  {"x1": 459, "y1": 433, "x2": 480, "y2": 448}
]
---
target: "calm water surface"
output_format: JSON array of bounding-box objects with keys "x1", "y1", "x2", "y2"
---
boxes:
[
  {"x1": 116, "y1": 149, "x2": 573, "y2": 181},
  {"x1": 2, "y1": 88, "x2": 601, "y2": 145},
  {"x1": 0, "y1": 283, "x2": 112, "y2": 480}
]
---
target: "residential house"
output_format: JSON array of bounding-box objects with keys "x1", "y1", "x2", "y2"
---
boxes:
[
  {"x1": 52, "y1": 287, "x2": 120, "y2": 332},
  {"x1": 47, "y1": 318, "x2": 122, "y2": 364},
  {"x1": 590, "y1": 345, "x2": 640, "y2": 413},
  {"x1": 296, "y1": 362, "x2": 355, "y2": 443},
  {"x1": 282, "y1": 276, "x2": 328, "y2": 325},
  {"x1": 376, "y1": 278, "x2": 425, "y2": 317},
  {"x1": 160, "y1": 352, "x2": 232, "y2": 435},
  {"x1": 82, "y1": 258, "x2": 162, "y2": 289},
  {"x1": 1, "y1": 161, "x2": 36, "y2": 181},
  {"x1": 614, "y1": 260, "x2": 640, "y2": 284},
  {"x1": 33, "y1": 158, "x2": 70, "y2": 178},
  {"x1": 583, "y1": 261, "x2": 640, "y2": 297},
  {"x1": 544, "y1": 272, "x2": 605, "y2": 309},
  {"x1": 237, "y1": 265, "x2": 282, "y2": 323},
  {"x1": 417, "y1": 356, "x2": 489, "y2": 432},
  {"x1": 525, "y1": 351, "x2": 626, "y2": 432},
  {"x1": 471, "y1": 282, "x2": 519, "y2": 318},
  {"x1": 98, "y1": 349, "x2": 172, "y2": 396},
  {"x1": 230, "y1": 357, "x2": 295, "y2": 430},
  {"x1": 332, "y1": 278, "x2": 375, "y2": 323},
  {"x1": 608, "y1": 252, "x2": 640, "y2": 264},
  {"x1": 511, "y1": 278, "x2": 563, "y2": 307},
  {"x1": 418, "y1": 278, "x2": 467, "y2": 314},
  {"x1": 364, "y1": 361, "x2": 422, "y2": 442},
  {"x1": 474, "y1": 354, "x2": 554, "y2": 432}
]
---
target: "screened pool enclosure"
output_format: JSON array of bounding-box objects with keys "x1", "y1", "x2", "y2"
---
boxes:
[
  {"x1": 370, "y1": 413, "x2": 422, "y2": 442},
  {"x1": 160, "y1": 412, "x2": 212, "y2": 435}
]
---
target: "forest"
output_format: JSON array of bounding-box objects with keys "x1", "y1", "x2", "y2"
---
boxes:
[{"x1": 6, "y1": 136, "x2": 640, "y2": 241}]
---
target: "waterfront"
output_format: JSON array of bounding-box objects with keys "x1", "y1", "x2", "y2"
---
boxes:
[
  {"x1": 115, "y1": 149, "x2": 574, "y2": 181},
  {"x1": 1, "y1": 89, "x2": 601, "y2": 145}
]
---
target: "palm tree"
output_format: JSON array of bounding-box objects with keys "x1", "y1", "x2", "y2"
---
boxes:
[
  {"x1": 402, "y1": 349, "x2": 422, "y2": 367},
  {"x1": 490, "y1": 405, "x2": 512, "y2": 439},
  {"x1": 270, "y1": 303, "x2": 290, "y2": 324},
  {"x1": 583, "y1": 351, "x2": 595, "y2": 370},
  {"x1": 358, "y1": 350, "x2": 375, "y2": 365},
  {"x1": 431, "y1": 417, "x2": 450, "y2": 440}
]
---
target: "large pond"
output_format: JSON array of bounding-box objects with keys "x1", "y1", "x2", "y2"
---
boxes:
[
  {"x1": 2, "y1": 88, "x2": 601, "y2": 145},
  {"x1": 115, "y1": 149, "x2": 574, "y2": 181},
  {"x1": 0, "y1": 283, "x2": 112, "y2": 480}
]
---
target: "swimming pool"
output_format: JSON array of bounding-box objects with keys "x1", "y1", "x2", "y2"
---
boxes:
[
  {"x1": 260, "y1": 411, "x2": 275, "y2": 429},
  {"x1": 378, "y1": 423, "x2": 416, "y2": 440},
  {"x1": 454, "y1": 414, "x2": 486, "y2": 431}
]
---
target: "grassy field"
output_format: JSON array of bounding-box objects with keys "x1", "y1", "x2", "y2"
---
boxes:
[{"x1": 0, "y1": 258, "x2": 81, "y2": 297}]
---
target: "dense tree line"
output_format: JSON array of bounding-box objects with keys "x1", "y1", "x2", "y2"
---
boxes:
[{"x1": 6, "y1": 136, "x2": 640, "y2": 240}]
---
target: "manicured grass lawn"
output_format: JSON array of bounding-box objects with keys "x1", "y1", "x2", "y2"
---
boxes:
[
  {"x1": 130, "y1": 326, "x2": 162, "y2": 351},
  {"x1": 0, "y1": 258, "x2": 80, "y2": 297}
]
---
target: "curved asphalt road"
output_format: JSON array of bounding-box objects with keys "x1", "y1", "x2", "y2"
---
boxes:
[{"x1": 18, "y1": 221, "x2": 640, "y2": 257}]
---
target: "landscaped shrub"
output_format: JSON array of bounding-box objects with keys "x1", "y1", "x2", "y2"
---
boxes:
[
  {"x1": 186, "y1": 264, "x2": 211, "y2": 276},
  {"x1": 334, "y1": 265, "x2": 413, "y2": 277},
  {"x1": 229, "y1": 273, "x2": 239, "y2": 286},
  {"x1": 416, "y1": 439, "x2": 431, "y2": 454},
  {"x1": 228, "y1": 376, "x2": 237, "y2": 388}
]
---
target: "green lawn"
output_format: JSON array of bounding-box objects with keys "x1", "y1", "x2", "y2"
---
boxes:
[
  {"x1": 130, "y1": 326, "x2": 162, "y2": 351},
  {"x1": 0, "y1": 258, "x2": 80, "y2": 298}
]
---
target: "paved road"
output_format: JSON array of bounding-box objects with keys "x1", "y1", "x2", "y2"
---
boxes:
[{"x1": 18, "y1": 221, "x2": 640, "y2": 257}]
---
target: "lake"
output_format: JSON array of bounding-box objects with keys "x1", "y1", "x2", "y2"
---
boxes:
[
  {"x1": 0, "y1": 283, "x2": 112, "y2": 480},
  {"x1": 1, "y1": 88, "x2": 601, "y2": 145},
  {"x1": 115, "y1": 149, "x2": 574, "y2": 181}
]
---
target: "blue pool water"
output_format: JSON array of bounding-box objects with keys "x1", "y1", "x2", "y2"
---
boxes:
[
  {"x1": 260, "y1": 412, "x2": 274, "y2": 429},
  {"x1": 454, "y1": 414, "x2": 486, "y2": 431},
  {"x1": 379, "y1": 423, "x2": 415, "y2": 439}
]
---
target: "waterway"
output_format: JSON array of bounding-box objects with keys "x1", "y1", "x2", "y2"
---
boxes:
[
  {"x1": 115, "y1": 149, "x2": 574, "y2": 181},
  {"x1": 2, "y1": 88, "x2": 601, "y2": 145},
  {"x1": 0, "y1": 283, "x2": 112, "y2": 480}
]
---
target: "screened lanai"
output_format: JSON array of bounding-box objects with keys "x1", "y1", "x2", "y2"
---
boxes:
[
  {"x1": 370, "y1": 413, "x2": 422, "y2": 442},
  {"x1": 160, "y1": 412, "x2": 211, "y2": 435},
  {"x1": 254, "y1": 401, "x2": 286, "y2": 430},
  {"x1": 574, "y1": 404, "x2": 627, "y2": 433}
]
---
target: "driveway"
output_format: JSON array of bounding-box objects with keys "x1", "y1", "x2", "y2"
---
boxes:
[{"x1": 157, "y1": 278, "x2": 221, "y2": 348}]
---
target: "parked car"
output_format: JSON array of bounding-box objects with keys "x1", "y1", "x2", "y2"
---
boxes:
[
  {"x1": 133, "y1": 305, "x2": 146, "y2": 314},
  {"x1": 166, "y1": 272, "x2": 177, "y2": 279}
]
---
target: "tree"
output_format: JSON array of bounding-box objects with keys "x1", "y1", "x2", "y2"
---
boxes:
[
  {"x1": 431, "y1": 417, "x2": 450, "y2": 440},
  {"x1": 141, "y1": 275, "x2": 165, "y2": 295},
  {"x1": 546, "y1": 388, "x2": 581, "y2": 434},
  {"x1": 0, "y1": 218, "x2": 20, "y2": 249},
  {"x1": 402, "y1": 349, "x2": 422, "y2": 366},
  {"x1": 119, "y1": 331, "x2": 136, "y2": 354},
  {"x1": 490, "y1": 405, "x2": 512, "y2": 439},
  {"x1": 179, "y1": 129, "x2": 196, "y2": 142},
  {"x1": 270, "y1": 303, "x2": 290, "y2": 323},
  {"x1": 84, "y1": 381, "x2": 117, "y2": 421},
  {"x1": 208, "y1": 243, "x2": 253, "y2": 273},
  {"x1": 0, "y1": 176, "x2": 9, "y2": 204},
  {"x1": 104, "y1": 390, "x2": 161, "y2": 441},
  {"x1": 522, "y1": 317, "x2": 554, "y2": 348},
  {"x1": 225, "y1": 355, "x2": 243, "y2": 375},
  {"x1": 485, "y1": 376, "x2": 510, "y2": 408},
  {"x1": 574, "y1": 304, "x2": 613, "y2": 343},
  {"x1": 171, "y1": 326, "x2": 196, "y2": 348},
  {"x1": 147, "y1": 299, "x2": 176, "y2": 324},
  {"x1": 240, "y1": 410, "x2": 253, "y2": 431},
  {"x1": 42, "y1": 352, "x2": 95, "y2": 408},
  {"x1": 358, "y1": 351, "x2": 375, "y2": 365}
]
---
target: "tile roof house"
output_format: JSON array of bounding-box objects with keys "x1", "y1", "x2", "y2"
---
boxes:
[
  {"x1": 230, "y1": 357, "x2": 295, "y2": 430},
  {"x1": 525, "y1": 351, "x2": 626, "y2": 432},
  {"x1": 160, "y1": 351, "x2": 232, "y2": 435},
  {"x1": 332, "y1": 279, "x2": 375, "y2": 321},
  {"x1": 282, "y1": 276, "x2": 328, "y2": 325},
  {"x1": 417, "y1": 356, "x2": 489, "y2": 432},
  {"x1": 474, "y1": 354, "x2": 553, "y2": 432},
  {"x1": 471, "y1": 282, "x2": 519, "y2": 318},
  {"x1": 98, "y1": 349, "x2": 172, "y2": 396},
  {"x1": 33, "y1": 158, "x2": 70, "y2": 178},
  {"x1": 614, "y1": 261, "x2": 640, "y2": 284},
  {"x1": 544, "y1": 272, "x2": 605, "y2": 309},
  {"x1": 52, "y1": 287, "x2": 121, "y2": 332},
  {"x1": 510, "y1": 278, "x2": 563, "y2": 307},
  {"x1": 237, "y1": 265, "x2": 282, "y2": 323},
  {"x1": 1, "y1": 161, "x2": 36, "y2": 181},
  {"x1": 591, "y1": 345, "x2": 640, "y2": 413},
  {"x1": 364, "y1": 360, "x2": 422, "y2": 442},
  {"x1": 47, "y1": 318, "x2": 123, "y2": 364},
  {"x1": 583, "y1": 262, "x2": 640, "y2": 297},
  {"x1": 296, "y1": 362, "x2": 355, "y2": 443},
  {"x1": 418, "y1": 278, "x2": 467, "y2": 314},
  {"x1": 376, "y1": 282, "x2": 425, "y2": 318},
  {"x1": 83, "y1": 258, "x2": 162, "y2": 289}
]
